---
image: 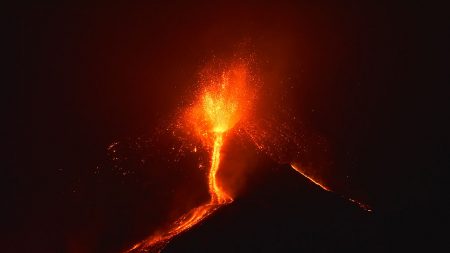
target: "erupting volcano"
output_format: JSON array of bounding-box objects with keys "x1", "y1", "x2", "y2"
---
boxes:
[{"x1": 124, "y1": 56, "x2": 371, "y2": 253}]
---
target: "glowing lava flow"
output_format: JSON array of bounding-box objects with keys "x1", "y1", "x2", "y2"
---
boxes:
[
  {"x1": 291, "y1": 164, "x2": 331, "y2": 192},
  {"x1": 125, "y1": 63, "x2": 252, "y2": 252},
  {"x1": 291, "y1": 163, "x2": 372, "y2": 212},
  {"x1": 209, "y1": 134, "x2": 232, "y2": 204}
]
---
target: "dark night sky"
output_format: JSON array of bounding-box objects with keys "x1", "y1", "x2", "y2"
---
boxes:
[{"x1": 9, "y1": 1, "x2": 449, "y2": 252}]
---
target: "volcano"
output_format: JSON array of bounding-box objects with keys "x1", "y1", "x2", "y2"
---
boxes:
[
  {"x1": 108, "y1": 57, "x2": 379, "y2": 253},
  {"x1": 106, "y1": 130, "x2": 379, "y2": 253},
  {"x1": 162, "y1": 163, "x2": 380, "y2": 252},
  {"x1": 14, "y1": 2, "x2": 448, "y2": 253}
]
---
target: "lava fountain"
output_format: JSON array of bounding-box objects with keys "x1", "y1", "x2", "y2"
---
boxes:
[{"x1": 125, "y1": 61, "x2": 255, "y2": 252}]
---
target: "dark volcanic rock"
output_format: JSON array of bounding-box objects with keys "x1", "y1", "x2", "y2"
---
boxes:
[{"x1": 164, "y1": 164, "x2": 383, "y2": 252}]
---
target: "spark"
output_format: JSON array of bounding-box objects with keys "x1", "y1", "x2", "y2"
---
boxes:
[{"x1": 348, "y1": 198, "x2": 372, "y2": 212}]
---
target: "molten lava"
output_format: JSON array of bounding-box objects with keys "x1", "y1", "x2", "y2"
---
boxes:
[
  {"x1": 125, "y1": 62, "x2": 253, "y2": 252},
  {"x1": 209, "y1": 134, "x2": 230, "y2": 203},
  {"x1": 291, "y1": 163, "x2": 331, "y2": 192},
  {"x1": 291, "y1": 163, "x2": 372, "y2": 212}
]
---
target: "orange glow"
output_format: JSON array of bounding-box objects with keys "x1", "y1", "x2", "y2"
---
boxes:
[
  {"x1": 186, "y1": 63, "x2": 253, "y2": 145},
  {"x1": 125, "y1": 61, "x2": 253, "y2": 252}
]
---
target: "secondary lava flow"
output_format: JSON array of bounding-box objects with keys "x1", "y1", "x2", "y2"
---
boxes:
[
  {"x1": 125, "y1": 62, "x2": 253, "y2": 252},
  {"x1": 291, "y1": 163, "x2": 331, "y2": 192},
  {"x1": 291, "y1": 163, "x2": 372, "y2": 212}
]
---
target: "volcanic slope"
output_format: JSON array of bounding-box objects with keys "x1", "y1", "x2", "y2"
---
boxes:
[{"x1": 164, "y1": 161, "x2": 383, "y2": 252}]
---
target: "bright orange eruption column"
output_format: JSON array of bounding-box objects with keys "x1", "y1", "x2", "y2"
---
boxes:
[{"x1": 126, "y1": 63, "x2": 251, "y2": 252}]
